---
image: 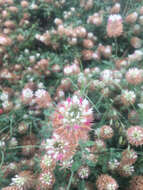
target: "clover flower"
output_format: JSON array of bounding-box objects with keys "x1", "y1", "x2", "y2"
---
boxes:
[
  {"x1": 21, "y1": 88, "x2": 33, "y2": 104},
  {"x1": 78, "y1": 166, "x2": 90, "y2": 179},
  {"x1": 126, "y1": 68, "x2": 143, "y2": 85},
  {"x1": 96, "y1": 174, "x2": 118, "y2": 190},
  {"x1": 125, "y1": 12, "x2": 138, "y2": 23},
  {"x1": 92, "y1": 139, "x2": 106, "y2": 153},
  {"x1": 108, "y1": 159, "x2": 120, "y2": 171},
  {"x1": 121, "y1": 90, "x2": 136, "y2": 106},
  {"x1": 59, "y1": 159, "x2": 73, "y2": 170},
  {"x1": 10, "y1": 171, "x2": 35, "y2": 190},
  {"x1": 129, "y1": 176, "x2": 143, "y2": 190},
  {"x1": 40, "y1": 155, "x2": 56, "y2": 171},
  {"x1": 42, "y1": 133, "x2": 76, "y2": 161},
  {"x1": 127, "y1": 126, "x2": 143, "y2": 146},
  {"x1": 34, "y1": 89, "x2": 52, "y2": 108},
  {"x1": 118, "y1": 164, "x2": 134, "y2": 177},
  {"x1": 0, "y1": 92, "x2": 9, "y2": 101},
  {"x1": 52, "y1": 95, "x2": 93, "y2": 144},
  {"x1": 107, "y1": 14, "x2": 123, "y2": 38},
  {"x1": 121, "y1": 149, "x2": 137, "y2": 165},
  {"x1": 37, "y1": 170, "x2": 55, "y2": 190},
  {"x1": 100, "y1": 125, "x2": 114, "y2": 139}
]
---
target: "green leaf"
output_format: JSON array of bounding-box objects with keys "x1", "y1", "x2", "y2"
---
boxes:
[
  {"x1": 85, "y1": 159, "x2": 96, "y2": 167},
  {"x1": 71, "y1": 161, "x2": 82, "y2": 172}
]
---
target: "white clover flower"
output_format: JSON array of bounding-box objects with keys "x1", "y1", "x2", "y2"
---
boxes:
[
  {"x1": 41, "y1": 155, "x2": 53, "y2": 167},
  {"x1": 108, "y1": 159, "x2": 119, "y2": 170},
  {"x1": 100, "y1": 69, "x2": 113, "y2": 84},
  {"x1": 2, "y1": 101, "x2": 10, "y2": 108},
  {"x1": 9, "y1": 163, "x2": 17, "y2": 170},
  {"x1": 40, "y1": 171, "x2": 54, "y2": 185},
  {"x1": 58, "y1": 90, "x2": 65, "y2": 97},
  {"x1": 11, "y1": 175, "x2": 25, "y2": 187},
  {"x1": 78, "y1": 166, "x2": 89, "y2": 179},
  {"x1": 122, "y1": 165, "x2": 134, "y2": 175},
  {"x1": 64, "y1": 66, "x2": 72, "y2": 75},
  {"x1": 35, "y1": 34, "x2": 40, "y2": 40},
  {"x1": 127, "y1": 68, "x2": 141, "y2": 77},
  {"x1": 37, "y1": 82, "x2": 45, "y2": 88},
  {"x1": 134, "y1": 50, "x2": 143, "y2": 61},
  {"x1": 0, "y1": 92, "x2": 9, "y2": 101},
  {"x1": 1, "y1": 71, "x2": 12, "y2": 78},
  {"x1": 43, "y1": 134, "x2": 71, "y2": 161},
  {"x1": 60, "y1": 158, "x2": 73, "y2": 169},
  {"x1": 22, "y1": 88, "x2": 33, "y2": 98},
  {"x1": 123, "y1": 90, "x2": 136, "y2": 101},
  {"x1": 35, "y1": 89, "x2": 46, "y2": 98},
  {"x1": 0, "y1": 36, "x2": 8, "y2": 44}
]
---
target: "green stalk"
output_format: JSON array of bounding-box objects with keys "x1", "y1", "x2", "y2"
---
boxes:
[{"x1": 66, "y1": 171, "x2": 74, "y2": 190}]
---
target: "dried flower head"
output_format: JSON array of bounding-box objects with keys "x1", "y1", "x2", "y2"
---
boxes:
[
  {"x1": 115, "y1": 59, "x2": 128, "y2": 69},
  {"x1": 83, "y1": 39, "x2": 94, "y2": 49},
  {"x1": 129, "y1": 176, "x2": 143, "y2": 190},
  {"x1": 0, "y1": 34, "x2": 12, "y2": 46},
  {"x1": 10, "y1": 171, "x2": 35, "y2": 190},
  {"x1": 121, "y1": 149, "x2": 137, "y2": 165},
  {"x1": 2, "y1": 101, "x2": 13, "y2": 113},
  {"x1": 128, "y1": 110, "x2": 139, "y2": 124},
  {"x1": 125, "y1": 12, "x2": 138, "y2": 24},
  {"x1": 92, "y1": 139, "x2": 106, "y2": 153},
  {"x1": 121, "y1": 90, "x2": 136, "y2": 106},
  {"x1": 82, "y1": 50, "x2": 94, "y2": 60},
  {"x1": 2, "y1": 162, "x2": 19, "y2": 177},
  {"x1": 8, "y1": 6, "x2": 18, "y2": 13},
  {"x1": 100, "y1": 125, "x2": 114, "y2": 139},
  {"x1": 4, "y1": 20, "x2": 16, "y2": 29},
  {"x1": 96, "y1": 174, "x2": 118, "y2": 190},
  {"x1": 107, "y1": 14, "x2": 123, "y2": 38},
  {"x1": 126, "y1": 68, "x2": 143, "y2": 85},
  {"x1": 18, "y1": 122, "x2": 28, "y2": 134},
  {"x1": 130, "y1": 37, "x2": 142, "y2": 49},
  {"x1": 34, "y1": 89, "x2": 52, "y2": 108},
  {"x1": 118, "y1": 164, "x2": 134, "y2": 177},
  {"x1": 110, "y1": 3, "x2": 120, "y2": 14},
  {"x1": 21, "y1": 1, "x2": 29, "y2": 8},
  {"x1": 87, "y1": 13, "x2": 103, "y2": 26}
]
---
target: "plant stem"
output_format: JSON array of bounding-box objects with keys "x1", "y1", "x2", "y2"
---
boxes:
[
  {"x1": 115, "y1": 38, "x2": 118, "y2": 57},
  {"x1": 66, "y1": 171, "x2": 74, "y2": 190}
]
